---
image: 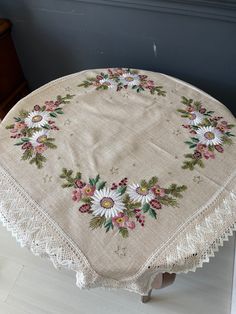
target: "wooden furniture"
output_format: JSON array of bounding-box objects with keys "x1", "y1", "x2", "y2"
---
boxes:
[{"x1": 0, "y1": 19, "x2": 28, "y2": 120}]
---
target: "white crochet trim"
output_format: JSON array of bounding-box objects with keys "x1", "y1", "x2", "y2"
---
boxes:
[{"x1": 0, "y1": 165, "x2": 236, "y2": 295}]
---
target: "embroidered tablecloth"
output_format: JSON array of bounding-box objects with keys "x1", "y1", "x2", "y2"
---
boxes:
[{"x1": 0, "y1": 68, "x2": 235, "y2": 295}]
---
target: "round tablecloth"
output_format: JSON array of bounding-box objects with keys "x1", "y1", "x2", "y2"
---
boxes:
[{"x1": 0, "y1": 68, "x2": 235, "y2": 295}]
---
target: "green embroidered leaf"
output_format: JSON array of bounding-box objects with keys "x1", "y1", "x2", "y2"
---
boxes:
[
  {"x1": 104, "y1": 219, "x2": 113, "y2": 233},
  {"x1": 21, "y1": 138, "x2": 30, "y2": 142},
  {"x1": 78, "y1": 81, "x2": 93, "y2": 88},
  {"x1": 81, "y1": 197, "x2": 92, "y2": 204},
  {"x1": 222, "y1": 135, "x2": 233, "y2": 145},
  {"x1": 14, "y1": 141, "x2": 24, "y2": 146},
  {"x1": 142, "y1": 203, "x2": 150, "y2": 213},
  {"x1": 119, "y1": 227, "x2": 129, "y2": 238},
  {"x1": 197, "y1": 159, "x2": 205, "y2": 168},
  {"x1": 165, "y1": 184, "x2": 187, "y2": 198},
  {"x1": 19, "y1": 109, "x2": 29, "y2": 118},
  {"x1": 21, "y1": 149, "x2": 33, "y2": 160},
  {"x1": 189, "y1": 144, "x2": 197, "y2": 149},
  {"x1": 61, "y1": 182, "x2": 74, "y2": 188},
  {"x1": 29, "y1": 153, "x2": 47, "y2": 169},
  {"x1": 184, "y1": 153, "x2": 194, "y2": 159},
  {"x1": 42, "y1": 124, "x2": 51, "y2": 130},
  {"x1": 149, "y1": 208, "x2": 157, "y2": 219},
  {"x1": 5, "y1": 124, "x2": 15, "y2": 129},
  {"x1": 140, "y1": 179, "x2": 148, "y2": 188},
  {"x1": 202, "y1": 118, "x2": 211, "y2": 126},
  {"x1": 117, "y1": 185, "x2": 127, "y2": 195},
  {"x1": 225, "y1": 131, "x2": 235, "y2": 137},
  {"x1": 75, "y1": 172, "x2": 82, "y2": 180},
  {"x1": 14, "y1": 117, "x2": 22, "y2": 122},
  {"x1": 55, "y1": 108, "x2": 64, "y2": 114},
  {"x1": 177, "y1": 109, "x2": 188, "y2": 114},
  {"x1": 190, "y1": 137, "x2": 199, "y2": 143},
  {"x1": 193, "y1": 101, "x2": 201, "y2": 110},
  {"x1": 147, "y1": 176, "x2": 158, "y2": 188},
  {"x1": 44, "y1": 141, "x2": 57, "y2": 149},
  {"x1": 94, "y1": 174, "x2": 100, "y2": 184},
  {"x1": 124, "y1": 209, "x2": 136, "y2": 218},
  {"x1": 90, "y1": 216, "x2": 106, "y2": 230},
  {"x1": 181, "y1": 96, "x2": 193, "y2": 106},
  {"x1": 96, "y1": 181, "x2": 106, "y2": 190},
  {"x1": 159, "y1": 196, "x2": 178, "y2": 207},
  {"x1": 89, "y1": 178, "x2": 96, "y2": 186},
  {"x1": 50, "y1": 112, "x2": 57, "y2": 118}
]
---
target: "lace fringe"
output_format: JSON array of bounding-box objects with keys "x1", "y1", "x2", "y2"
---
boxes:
[{"x1": 0, "y1": 164, "x2": 235, "y2": 295}]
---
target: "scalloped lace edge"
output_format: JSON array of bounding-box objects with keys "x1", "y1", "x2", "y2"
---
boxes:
[{"x1": 0, "y1": 164, "x2": 235, "y2": 295}]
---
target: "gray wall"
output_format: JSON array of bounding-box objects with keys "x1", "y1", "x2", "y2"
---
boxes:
[{"x1": 1, "y1": 0, "x2": 236, "y2": 114}]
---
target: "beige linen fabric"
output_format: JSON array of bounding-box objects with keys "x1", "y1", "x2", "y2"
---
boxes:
[{"x1": 0, "y1": 68, "x2": 235, "y2": 295}]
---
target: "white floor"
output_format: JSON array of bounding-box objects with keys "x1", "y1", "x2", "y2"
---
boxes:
[{"x1": 0, "y1": 224, "x2": 234, "y2": 314}]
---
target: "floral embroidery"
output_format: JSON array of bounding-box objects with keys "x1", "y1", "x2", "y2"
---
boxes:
[
  {"x1": 5, "y1": 94, "x2": 75, "y2": 169},
  {"x1": 78, "y1": 68, "x2": 166, "y2": 96},
  {"x1": 178, "y1": 96, "x2": 235, "y2": 170},
  {"x1": 60, "y1": 169, "x2": 187, "y2": 238}
]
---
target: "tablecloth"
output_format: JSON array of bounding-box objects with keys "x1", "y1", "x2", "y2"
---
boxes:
[{"x1": 0, "y1": 68, "x2": 235, "y2": 295}]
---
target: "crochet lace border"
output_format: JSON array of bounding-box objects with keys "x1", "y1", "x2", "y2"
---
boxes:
[{"x1": 0, "y1": 163, "x2": 235, "y2": 295}]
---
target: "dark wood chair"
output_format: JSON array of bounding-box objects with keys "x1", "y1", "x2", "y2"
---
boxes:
[{"x1": 0, "y1": 18, "x2": 28, "y2": 120}]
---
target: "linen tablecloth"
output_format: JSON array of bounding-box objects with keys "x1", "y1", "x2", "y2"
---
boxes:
[{"x1": 0, "y1": 68, "x2": 235, "y2": 295}]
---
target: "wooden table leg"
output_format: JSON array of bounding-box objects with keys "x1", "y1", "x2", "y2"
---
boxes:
[{"x1": 141, "y1": 273, "x2": 176, "y2": 303}]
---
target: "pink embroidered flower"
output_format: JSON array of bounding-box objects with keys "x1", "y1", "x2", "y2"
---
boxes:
[
  {"x1": 217, "y1": 123, "x2": 229, "y2": 133},
  {"x1": 15, "y1": 121, "x2": 27, "y2": 130},
  {"x1": 50, "y1": 125, "x2": 59, "y2": 130},
  {"x1": 45, "y1": 101, "x2": 58, "y2": 112},
  {"x1": 72, "y1": 189, "x2": 82, "y2": 202},
  {"x1": 75, "y1": 180, "x2": 85, "y2": 188},
  {"x1": 152, "y1": 185, "x2": 165, "y2": 197},
  {"x1": 193, "y1": 151, "x2": 202, "y2": 159},
  {"x1": 135, "y1": 209, "x2": 145, "y2": 227},
  {"x1": 182, "y1": 124, "x2": 191, "y2": 129},
  {"x1": 199, "y1": 107, "x2": 206, "y2": 114},
  {"x1": 22, "y1": 142, "x2": 33, "y2": 150},
  {"x1": 82, "y1": 184, "x2": 96, "y2": 197},
  {"x1": 126, "y1": 220, "x2": 135, "y2": 230},
  {"x1": 196, "y1": 143, "x2": 207, "y2": 153},
  {"x1": 187, "y1": 106, "x2": 195, "y2": 112},
  {"x1": 34, "y1": 105, "x2": 41, "y2": 111},
  {"x1": 35, "y1": 144, "x2": 47, "y2": 154},
  {"x1": 112, "y1": 213, "x2": 128, "y2": 227},
  {"x1": 144, "y1": 80, "x2": 154, "y2": 88},
  {"x1": 215, "y1": 144, "x2": 224, "y2": 153},
  {"x1": 150, "y1": 199, "x2": 162, "y2": 209},
  {"x1": 79, "y1": 204, "x2": 91, "y2": 213},
  {"x1": 11, "y1": 134, "x2": 21, "y2": 138},
  {"x1": 203, "y1": 150, "x2": 215, "y2": 160}
]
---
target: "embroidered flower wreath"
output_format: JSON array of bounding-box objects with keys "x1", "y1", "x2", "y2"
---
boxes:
[
  {"x1": 60, "y1": 169, "x2": 187, "y2": 238},
  {"x1": 178, "y1": 96, "x2": 235, "y2": 170},
  {"x1": 5, "y1": 94, "x2": 74, "y2": 168},
  {"x1": 78, "y1": 68, "x2": 166, "y2": 95}
]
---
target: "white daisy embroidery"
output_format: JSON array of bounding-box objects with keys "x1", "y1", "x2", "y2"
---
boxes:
[
  {"x1": 30, "y1": 130, "x2": 48, "y2": 147},
  {"x1": 127, "y1": 184, "x2": 154, "y2": 205},
  {"x1": 25, "y1": 111, "x2": 49, "y2": 128},
  {"x1": 119, "y1": 73, "x2": 140, "y2": 86},
  {"x1": 91, "y1": 188, "x2": 124, "y2": 218},
  {"x1": 196, "y1": 126, "x2": 223, "y2": 146},
  {"x1": 186, "y1": 111, "x2": 204, "y2": 126},
  {"x1": 99, "y1": 78, "x2": 115, "y2": 88}
]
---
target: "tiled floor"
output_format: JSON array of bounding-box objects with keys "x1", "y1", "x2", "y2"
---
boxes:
[{"x1": 0, "y1": 224, "x2": 234, "y2": 314}]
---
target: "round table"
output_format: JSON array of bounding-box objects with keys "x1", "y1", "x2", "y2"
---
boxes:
[{"x1": 0, "y1": 68, "x2": 235, "y2": 301}]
